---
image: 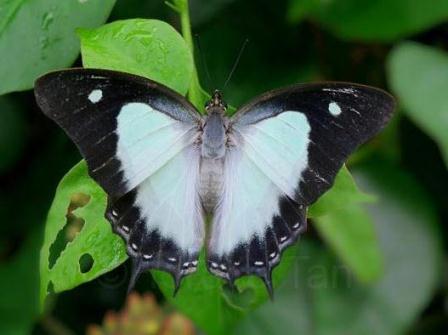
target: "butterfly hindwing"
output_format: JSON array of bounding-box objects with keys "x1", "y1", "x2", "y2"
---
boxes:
[
  {"x1": 35, "y1": 69, "x2": 204, "y2": 287},
  {"x1": 207, "y1": 83, "x2": 394, "y2": 293}
]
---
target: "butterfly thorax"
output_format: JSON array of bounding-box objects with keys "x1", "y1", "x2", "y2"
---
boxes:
[{"x1": 201, "y1": 90, "x2": 228, "y2": 159}]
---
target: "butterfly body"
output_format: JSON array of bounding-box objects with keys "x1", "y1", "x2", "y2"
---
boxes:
[{"x1": 35, "y1": 69, "x2": 395, "y2": 297}]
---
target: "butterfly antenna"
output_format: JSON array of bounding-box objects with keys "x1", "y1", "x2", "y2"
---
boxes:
[
  {"x1": 195, "y1": 34, "x2": 214, "y2": 92},
  {"x1": 222, "y1": 38, "x2": 249, "y2": 90}
]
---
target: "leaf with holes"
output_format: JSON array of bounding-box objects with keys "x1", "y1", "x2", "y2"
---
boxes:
[
  {"x1": 0, "y1": 0, "x2": 116, "y2": 95},
  {"x1": 39, "y1": 161, "x2": 127, "y2": 307}
]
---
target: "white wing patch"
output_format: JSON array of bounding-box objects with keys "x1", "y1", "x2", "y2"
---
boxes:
[
  {"x1": 134, "y1": 146, "x2": 204, "y2": 253},
  {"x1": 210, "y1": 111, "x2": 310, "y2": 255},
  {"x1": 116, "y1": 102, "x2": 197, "y2": 191}
]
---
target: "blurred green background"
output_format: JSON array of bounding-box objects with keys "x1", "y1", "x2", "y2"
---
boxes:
[{"x1": 0, "y1": 0, "x2": 447, "y2": 334}]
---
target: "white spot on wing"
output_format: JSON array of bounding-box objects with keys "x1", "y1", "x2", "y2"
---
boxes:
[
  {"x1": 328, "y1": 102, "x2": 342, "y2": 116},
  {"x1": 88, "y1": 89, "x2": 102, "y2": 103}
]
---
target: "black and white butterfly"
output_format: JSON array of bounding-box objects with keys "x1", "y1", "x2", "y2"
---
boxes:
[{"x1": 35, "y1": 69, "x2": 394, "y2": 297}]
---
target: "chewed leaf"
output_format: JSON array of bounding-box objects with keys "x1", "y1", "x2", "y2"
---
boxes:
[
  {"x1": 39, "y1": 161, "x2": 127, "y2": 307},
  {"x1": 77, "y1": 19, "x2": 194, "y2": 95}
]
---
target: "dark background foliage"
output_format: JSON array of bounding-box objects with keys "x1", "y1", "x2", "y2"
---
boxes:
[{"x1": 0, "y1": 0, "x2": 447, "y2": 334}]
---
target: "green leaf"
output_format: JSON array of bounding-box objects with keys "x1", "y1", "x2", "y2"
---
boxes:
[
  {"x1": 309, "y1": 166, "x2": 382, "y2": 283},
  {"x1": 0, "y1": 0, "x2": 115, "y2": 95},
  {"x1": 78, "y1": 19, "x2": 194, "y2": 95},
  {"x1": 40, "y1": 161, "x2": 127, "y2": 307},
  {"x1": 313, "y1": 204, "x2": 383, "y2": 283},
  {"x1": 388, "y1": 41, "x2": 448, "y2": 167},
  {"x1": 153, "y1": 246, "x2": 298, "y2": 335},
  {"x1": 236, "y1": 159, "x2": 442, "y2": 335},
  {"x1": 309, "y1": 166, "x2": 374, "y2": 218},
  {"x1": 287, "y1": 0, "x2": 448, "y2": 41},
  {"x1": 0, "y1": 229, "x2": 41, "y2": 335}
]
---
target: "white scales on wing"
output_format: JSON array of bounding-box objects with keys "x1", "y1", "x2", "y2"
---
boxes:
[
  {"x1": 209, "y1": 111, "x2": 311, "y2": 255},
  {"x1": 115, "y1": 102, "x2": 204, "y2": 254}
]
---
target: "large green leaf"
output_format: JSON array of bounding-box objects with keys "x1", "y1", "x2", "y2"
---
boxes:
[
  {"x1": 78, "y1": 19, "x2": 194, "y2": 95},
  {"x1": 388, "y1": 41, "x2": 448, "y2": 167},
  {"x1": 288, "y1": 0, "x2": 448, "y2": 41},
  {"x1": 236, "y1": 158, "x2": 442, "y2": 335},
  {"x1": 0, "y1": 0, "x2": 116, "y2": 95}
]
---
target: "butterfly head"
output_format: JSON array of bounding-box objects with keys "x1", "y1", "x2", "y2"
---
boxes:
[{"x1": 205, "y1": 90, "x2": 227, "y2": 113}]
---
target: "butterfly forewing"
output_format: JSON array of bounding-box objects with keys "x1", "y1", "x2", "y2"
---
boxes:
[
  {"x1": 207, "y1": 83, "x2": 395, "y2": 295},
  {"x1": 35, "y1": 69, "x2": 205, "y2": 288}
]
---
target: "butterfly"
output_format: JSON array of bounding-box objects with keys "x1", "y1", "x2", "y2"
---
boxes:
[{"x1": 35, "y1": 68, "x2": 395, "y2": 297}]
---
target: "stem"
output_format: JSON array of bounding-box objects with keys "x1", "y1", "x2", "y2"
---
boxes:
[{"x1": 173, "y1": 0, "x2": 203, "y2": 109}]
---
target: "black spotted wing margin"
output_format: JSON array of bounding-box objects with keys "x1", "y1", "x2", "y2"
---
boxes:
[
  {"x1": 206, "y1": 82, "x2": 395, "y2": 297},
  {"x1": 35, "y1": 69, "x2": 205, "y2": 292}
]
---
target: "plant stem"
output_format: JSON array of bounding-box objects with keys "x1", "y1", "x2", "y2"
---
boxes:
[{"x1": 175, "y1": 0, "x2": 203, "y2": 109}]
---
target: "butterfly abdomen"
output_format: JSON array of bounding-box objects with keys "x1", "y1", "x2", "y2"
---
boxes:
[{"x1": 199, "y1": 157, "x2": 224, "y2": 214}]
